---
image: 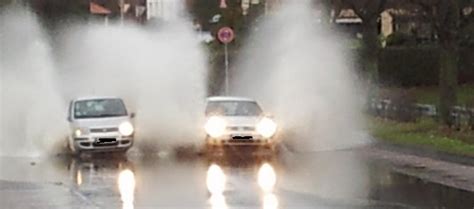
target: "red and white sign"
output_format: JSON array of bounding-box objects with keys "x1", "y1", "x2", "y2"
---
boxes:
[
  {"x1": 220, "y1": 0, "x2": 228, "y2": 9},
  {"x1": 90, "y1": 2, "x2": 111, "y2": 15},
  {"x1": 217, "y1": 27, "x2": 235, "y2": 44}
]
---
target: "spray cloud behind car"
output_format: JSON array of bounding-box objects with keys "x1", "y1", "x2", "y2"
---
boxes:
[
  {"x1": 231, "y1": 0, "x2": 372, "y2": 199},
  {"x1": 232, "y1": 0, "x2": 370, "y2": 152},
  {"x1": 56, "y1": 19, "x2": 208, "y2": 152}
]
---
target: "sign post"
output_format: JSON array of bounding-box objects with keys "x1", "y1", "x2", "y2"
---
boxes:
[{"x1": 217, "y1": 27, "x2": 234, "y2": 95}]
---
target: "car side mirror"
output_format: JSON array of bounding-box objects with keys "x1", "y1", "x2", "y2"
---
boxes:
[
  {"x1": 130, "y1": 112, "x2": 136, "y2": 118},
  {"x1": 67, "y1": 116, "x2": 72, "y2": 122}
]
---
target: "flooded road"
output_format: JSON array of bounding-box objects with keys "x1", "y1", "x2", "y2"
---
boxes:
[{"x1": 1, "y1": 148, "x2": 473, "y2": 209}]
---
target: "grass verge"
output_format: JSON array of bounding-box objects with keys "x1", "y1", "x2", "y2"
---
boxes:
[{"x1": 370, "y1": 117, "x2": 474, "y2": 157}]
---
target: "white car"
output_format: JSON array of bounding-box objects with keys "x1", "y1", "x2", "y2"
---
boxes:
[
  {"x1": 67, "y1": 97, "x2": 135, "y2": 154},
  {"x1": 204, "y1": 96, "x2": 278, "y2": 150}
]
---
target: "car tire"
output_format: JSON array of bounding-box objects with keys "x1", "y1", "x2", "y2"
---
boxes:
[
  {"x1": 264, "y1": 143, "x2": 279, "y2": 154},
  {"x1": 66, "y1": 139, "x2": 79, "y2": 155},
  {"x1": 205, "y1": 143, "x2": 214, "y2": 153},
  {"x1": 119, "y1": 149, "x2": 129, "y2": 156}
]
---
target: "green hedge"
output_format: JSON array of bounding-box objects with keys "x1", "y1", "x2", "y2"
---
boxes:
[
  {"x1": 460, "y1": 48, "x2": 474, "y2": 84},
  {"x1": 378, "y1": 47, "x2": 474, "y2": 87},
  {"x1": 379, "y1": 47, "x2": 439, "y2": 86}
]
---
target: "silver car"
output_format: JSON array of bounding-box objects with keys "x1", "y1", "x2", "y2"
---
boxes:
[
  {"x1": 67, "y1": 97, "x2": 135, "y2": 154},
  {"x1": 204, "y1": 97, "x2": 278, "y2": 149}
]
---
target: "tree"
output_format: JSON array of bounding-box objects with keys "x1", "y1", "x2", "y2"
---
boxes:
[
  {"x1": 0, "y1": 0, "x2": 15, "y2": 8},
  {"x1": 335, "y1": 0, "x2": 389, "y2": 81},
  {"x1": 408, "y1": 0, "x2": 465, "y2": 126},
  {"x1": 459, "y1": 1, "x2": 474, "y2": 47},
  {"x1": 30, "y1": 0, "x2": 89, "y2": 20},
  {"x1": 335, "y1": 0, "x2": 471, "y2": 126}
]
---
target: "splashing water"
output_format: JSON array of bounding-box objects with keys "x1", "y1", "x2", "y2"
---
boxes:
[
  {"x1": 1, "y1": 2, "x2": 207, "y2": 156},
  {"x1": 57, "y1": 20, "x2": 208, "y2": 151},
  {"x1": 0, "y1": 7, "x2": 67, "y2": 157},
  {"x1": 232, "y1": 0, "x2": 369, "y2": 152}
]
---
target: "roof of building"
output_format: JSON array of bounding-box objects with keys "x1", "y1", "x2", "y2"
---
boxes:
[{"x1": 90, "y1": 2, "x2": 111, "y2": 15}]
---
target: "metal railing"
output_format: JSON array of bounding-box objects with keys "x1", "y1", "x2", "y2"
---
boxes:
[{"x1": 368, "y1": 98, "x2": 474, "y2": 130}]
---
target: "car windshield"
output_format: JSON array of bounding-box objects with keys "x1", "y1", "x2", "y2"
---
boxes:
[
  {"x1": 74, "y1": 99, "x2": 127, "y2": 119},
  {"x1": 206, "y1": 101, "x2": 263, "y2": 116}
]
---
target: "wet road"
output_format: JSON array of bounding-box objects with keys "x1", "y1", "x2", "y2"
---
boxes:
[{"x1": 1, "y1": 147, "x2": 474, "y2": 209}]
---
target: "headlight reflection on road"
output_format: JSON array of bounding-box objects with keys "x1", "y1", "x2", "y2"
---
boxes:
[
  {"x1": 207, "y1": 164, "x2": 228, "y2": 209},
  {"x1": 258, "y1": 163, "x2": 276, "y2": 193},
  {"x1": 76, "y1": 170, "x2": 82, "y2": 186},
  {"x1": 209, "y1": 193, "x2": 227, "y2": 209},
  {"x1": 206, "y1": 164, "x2": 226, "y2": 194},
  {"x1": 263, "y1": 193, "x2": 278, "y2": 209},
  {"x1": 259, "y1": 163, "x2": 278, "y2": 209},
  {"x1": 118, "y1": 169, "x2": 136, "y2": 209}
]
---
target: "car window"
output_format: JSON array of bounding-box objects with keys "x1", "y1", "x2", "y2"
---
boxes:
[
  {"x1": 206, "y1": 101, "x2": 263, "y2": 116},
  {"x1": 74, "y1": 99, "x2": 128, "y2": 119}
]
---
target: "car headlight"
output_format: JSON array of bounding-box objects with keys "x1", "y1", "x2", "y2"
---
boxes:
[
  {"x1": 256, "y1": 117, "x2": 277, "y2": 138},
  {"x1": 119, "y1": 122, "x2": 134, "y2": 136},
  {"x1": 74, "y1": 128, "x2": 88, "y2": 137},
  {"x1": 205, "y1": 116, "x2": 227, "y2": 138}
]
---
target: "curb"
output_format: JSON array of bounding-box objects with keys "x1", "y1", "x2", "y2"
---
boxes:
[{"x1": 374, "y1": 141, "x2": 474, "y2": 167}]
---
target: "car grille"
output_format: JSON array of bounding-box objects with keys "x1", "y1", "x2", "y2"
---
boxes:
[
  {"x1": 90, "y1": 127, "x2": 119, "y2": 133},
  {"x1": 227, "y1": 126, "x2": 255, "y2": 131}
]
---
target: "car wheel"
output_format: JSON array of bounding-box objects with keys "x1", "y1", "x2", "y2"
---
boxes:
[
  {"x1": 205, "y1": 143, "x2": 213, "y2": 152},
  {"x1": 120, "y1": 149, "x2": 129, "y2": 156},
  {"x1": 66, "y1": 139, "x2": 78, "y2": 155},
  {"x1": 265, "y1": 143, "x2": 279, "y2": 154}
]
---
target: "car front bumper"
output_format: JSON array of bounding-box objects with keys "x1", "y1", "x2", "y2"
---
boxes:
[
  {"x1": 206, "y1": 131, "x2": 274, "y2": 146},
  {"x1": 72, "y1": 134, "x2": 133, "y2": 152}
]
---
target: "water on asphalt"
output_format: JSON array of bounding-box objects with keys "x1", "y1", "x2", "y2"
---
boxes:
[{"x1": 0, "y1": 147, "x2": 473, "y2": 209}]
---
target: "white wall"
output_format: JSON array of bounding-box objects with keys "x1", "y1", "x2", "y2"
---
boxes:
[{"x1": 147, "y1": 0, "x2": 183, "y2": 21}]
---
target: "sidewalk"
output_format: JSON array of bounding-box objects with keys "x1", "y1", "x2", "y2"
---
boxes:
[
  {"x1": 362, "y1": 143, "x2": 474, "y2": 192},
  {"x1": 0, "y1": 180, "x2": 94, "y2": 209}
]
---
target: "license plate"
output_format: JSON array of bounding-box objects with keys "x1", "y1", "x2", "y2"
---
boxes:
[
  {"x1": 231, "y1": 136, "x2": 253, "y2": 140},
  {"x1": 96, "y1": 138, "x2": 116, "y2": 144}
]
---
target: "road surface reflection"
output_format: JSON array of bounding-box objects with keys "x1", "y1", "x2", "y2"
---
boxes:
[
  {"x1": 2, "y1": 148, "x2": 474, "y2": 209},
  {"x1": 258, "y1": 163, "x2": 278, "y2": 209},
  {"x1": 207, "y1": 164, "x2": 227, "y2": 209},
  {"x1": 118, "y1": 169, "x2": 135, "y2": 209},
  {"x1": 206, "y1": 150, "x2": 280, "y2": 209}
]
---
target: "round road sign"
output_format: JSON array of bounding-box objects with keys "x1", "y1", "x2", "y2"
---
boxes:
[{"x1": 217, "y1": 27, "x2": 234, "y2": 44}]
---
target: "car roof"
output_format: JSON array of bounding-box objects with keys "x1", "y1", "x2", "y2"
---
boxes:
[
  {"x1": 73, "y1": 96, "x2": 123, "y2": 102},
  {"x1": 206, "y1": 96, "x2": 256, "y2": 102}
]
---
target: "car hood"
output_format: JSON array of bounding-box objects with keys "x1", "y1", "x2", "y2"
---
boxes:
[
  {"x1": 221, "y1": 116, "x2": 261, "y2": 127},
  {"x1": 71, "y1": 116, "x2": 131, "y2": 128}
]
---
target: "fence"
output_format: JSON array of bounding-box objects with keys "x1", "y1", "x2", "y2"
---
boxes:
[{"x1": 369, "y1": 99, "x2": 474, "y2": 130}]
